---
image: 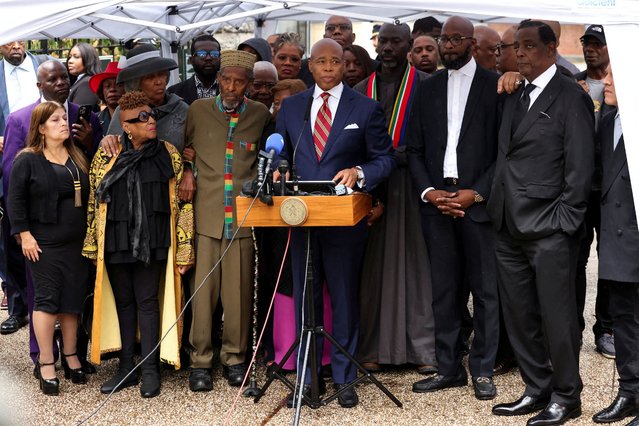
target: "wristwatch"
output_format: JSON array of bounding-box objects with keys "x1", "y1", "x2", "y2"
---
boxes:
[{"x1": 474, "y1": 191, "x2": 485, "y2": 203}]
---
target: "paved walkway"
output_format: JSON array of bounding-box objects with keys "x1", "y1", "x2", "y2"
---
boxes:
[{"x1": 0, "y1": 250, "x2": 623, "y2": 425}]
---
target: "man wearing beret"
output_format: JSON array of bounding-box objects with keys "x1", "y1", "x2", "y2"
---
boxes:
[{"x1": 184, "y1": 50, "x2": 272, "y2": 391}]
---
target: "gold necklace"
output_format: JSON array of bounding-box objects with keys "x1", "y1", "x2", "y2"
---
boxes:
[{"x1": 46, "y1": 149, "x2": 82, "y2": 208}]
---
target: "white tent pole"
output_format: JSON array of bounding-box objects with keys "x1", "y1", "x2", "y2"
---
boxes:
[
  {"x1": 92, "y1": 12, "x2": 177, "y2": 32},
  {"x1": 178, "y1": 4, "x2": 284, "y2": 32}
]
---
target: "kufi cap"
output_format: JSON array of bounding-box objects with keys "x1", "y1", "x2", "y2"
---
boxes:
[{"x1": 220, "y1": 50, "x2": 256, "y2": 71}]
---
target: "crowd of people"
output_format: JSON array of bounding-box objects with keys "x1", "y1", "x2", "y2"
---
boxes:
[{"x1": 0, "y1": 12, "x2": 637, "y2": 426}]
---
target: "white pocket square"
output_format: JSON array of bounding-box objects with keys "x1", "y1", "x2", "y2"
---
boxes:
[{"x1": 344, "y1": 123, "x2": 359, "y2": 130}]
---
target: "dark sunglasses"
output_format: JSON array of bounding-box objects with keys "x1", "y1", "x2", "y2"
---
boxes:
[
  {"x1": 124, "y1": 109, "x2": 158, "y2": 124},
  {"x1": 194, "y1": 50, "x2": 220, "y2": 58}
]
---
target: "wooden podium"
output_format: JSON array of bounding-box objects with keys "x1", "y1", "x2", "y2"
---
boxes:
[{"x1": 235, "y1": 193, "x2": 372, "y2": 227}]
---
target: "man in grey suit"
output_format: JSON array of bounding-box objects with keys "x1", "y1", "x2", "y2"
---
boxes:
[
  {"x1": 488, "y1": 20, "x2": 595, "y2": 425},
  {"x1": 591, "y1": 65, "x2": 639, "y2": 425}
]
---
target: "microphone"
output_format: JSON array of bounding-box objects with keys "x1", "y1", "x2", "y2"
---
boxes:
[
  {"x1": 257, "y1": 133, "x2": 284, "y2": 205},
  {"x1": 277, "y1": 160, "x2": 289, "y2": 196},
  {"x1": 291, "y1": 94, "x2": 314, "y2": 195}
]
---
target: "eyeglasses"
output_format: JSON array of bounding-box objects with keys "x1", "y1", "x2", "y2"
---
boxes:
[
  {"x1": 124, "y1": 109, "x2": 158, "y2": 124},
  {"x1": 325, "y1": 24, "x2": 352, "y2": 33},
  {"x1": 498, "y1": 42, "x2": 516, "y2": 53},
  {"x1": 252, "y1": 81, "x2": 276, "y2": 90},
  {"x1": 194, "y1": 50, "x2": 220, "y2": 58},
  {"x1": 435, "y1": 35, "x2": 473, "y2": 47}
]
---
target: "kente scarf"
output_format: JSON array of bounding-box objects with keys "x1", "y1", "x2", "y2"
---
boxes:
[
  {"x1": 95, "y1": 136, "x2": 164, "y2": 264},
  {"x1": 215, "y1": 95, "x2": 247, "y2": 240},
  {"x1": 366, "y1": 65, "x2": 417, "y2": 148}
]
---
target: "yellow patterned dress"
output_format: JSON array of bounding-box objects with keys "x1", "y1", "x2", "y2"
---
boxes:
[{"x1": 82, "y1": 140, "x2": 194, "y2": 369}]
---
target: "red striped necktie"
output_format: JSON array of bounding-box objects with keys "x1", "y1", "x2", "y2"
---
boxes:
[{"x1": 313, "y1": 92, "x2": 332, "y2": 160}]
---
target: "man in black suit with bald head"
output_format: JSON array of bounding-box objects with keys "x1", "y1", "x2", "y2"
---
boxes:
[{"x1": 489, "y1": 20, "x2": 595, "y2": 425}]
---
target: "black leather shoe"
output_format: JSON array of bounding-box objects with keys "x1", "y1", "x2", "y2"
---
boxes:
[
  {"x1": 189, "y1": 368, "x2": 212, "y2": 392},
  {"x1": 61, "y1": 352, "x2": 87, "y2": 384},
  {"x1": 37, "y1": 359, "x2": 60, "y2": 396},
  {"x1": 493, "y1": 395, "x2": 550, "y2": 416},
  {"x1": 334, "y1": 384, "x2": 359, "y2": 408},
  {"x1": 527, "y1": 402, "x2": 581, "y2": 425},
  {"x1": 413, "y1": 368, "x2": 467, "y2": 393},
  {"x1": 627, "y1": 415, "x2": 639, "y2": 426},
  {"x1": 593, "y1": 395, "x2": 639, "y2": 423},
  {"x1": 140, "y1": 370, "x2": 161, "y2": 398},
  {"x1": 100, "y1": 368, "x2": 138, "y2": 394},
  {"x1": 287, "y1": 378, "x2": 326, "y2": 408},
  {"x1": 0, "y1": 315, "x2": 28, "y2": 335},
  {"x1": 223, "y1": 363, "x2": 247, "y2": 387},
  {"x1": 81, "y1": 360, "x2": 97, "y2": 375},
  {"x1": 493, "y1": 357, "x2": 517, "y2": 376},
  {"x1": 473, "y1": 376, "x2": 496, "y2": 400}
]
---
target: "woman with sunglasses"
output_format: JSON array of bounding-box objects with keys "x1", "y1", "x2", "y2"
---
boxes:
[{"x1": 83, "y1": 91, "x2": 194, "y2": 398}]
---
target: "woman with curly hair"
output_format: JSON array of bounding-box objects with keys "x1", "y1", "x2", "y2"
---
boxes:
[
  {"x1": 83, "y1": 91, "x2": 194, "y2": 398},
  {"x1": 272, "y1": 33, "x2": 305, "y2": 80}
]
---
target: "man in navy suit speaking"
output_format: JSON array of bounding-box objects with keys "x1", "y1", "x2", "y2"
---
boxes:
[{"x1": 275, "y1": 38, "x2": 395, "y2": 408}]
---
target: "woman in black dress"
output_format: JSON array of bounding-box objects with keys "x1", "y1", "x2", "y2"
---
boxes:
[{"x1": 8, "y1": 102, "x2": 90, "y2": 395}]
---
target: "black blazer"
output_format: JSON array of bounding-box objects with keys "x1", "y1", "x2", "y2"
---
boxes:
[
  {"x1": 487, "y1": 68, "x2": 595, "y2": 239},
  {"x1": 406, "y1": 65, "x2": 500, "y2": 223},
  {"x1": 598, "y1": 108, "x2": 639, "y2": 283},
  {"x1": 8, "y1": 152, "x2": 89, "y2": 234},
  {"x1": 167, "y1": 76, "x2": 199, "y2": 105}
]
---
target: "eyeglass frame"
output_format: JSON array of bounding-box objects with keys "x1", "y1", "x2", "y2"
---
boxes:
[
  {"x1": 497, "y1": 42, "x2": 516, "y2": 53},
  {"x1": 251, "y1": 81, "x2": 277, "y2": 91},
  {"x1": 325, "y1": 24, "x2": 352, "y2": 33},
  {"x1": 435, "y1": 35, "x2": 474, "y2": 47},
  {"x1": 193, "y1": 50, "x2": 221, "y2": 58},
  {"x1": 123, "y1": 109, "x2": 159, "y2": 124}
]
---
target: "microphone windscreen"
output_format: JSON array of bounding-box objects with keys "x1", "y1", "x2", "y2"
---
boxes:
[{"x1": 265, "y1": 133, "x2": 284, "y2": 154}]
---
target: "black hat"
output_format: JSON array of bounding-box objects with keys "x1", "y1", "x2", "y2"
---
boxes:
[
  {"x1": 580, "y1": 24, "x2": 606, "y2": 44},
  {"x1": 117, "y1": 44, "x2": 178, "y2": 84},
  {"x1": 370, "y1": 24, "x2": 381, "y2": 40}
]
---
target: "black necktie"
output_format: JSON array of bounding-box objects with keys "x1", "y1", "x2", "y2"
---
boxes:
[{"x1": 511, "y1": 83, "x2": 536, "y2": 136}]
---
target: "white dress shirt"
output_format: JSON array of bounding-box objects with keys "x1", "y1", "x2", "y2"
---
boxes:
[
  {"x1": 524, "y1": 64, "x2": 557, "y2": 110},
  {"x1": 613, "y1": 112, "x2": 623, "y2": 151},
  {"x1": 444, "y1": 57, "x2": 476, "y2": 179},
  {"x1": 4, "y1": 57, "x2": 40, "y2": 113},
  {"x1": 310, "y1": 82, "x2": 343, "y2": 130},
  {"x1": 421, "y1": 58, "x2": 477, "y2": 202}
]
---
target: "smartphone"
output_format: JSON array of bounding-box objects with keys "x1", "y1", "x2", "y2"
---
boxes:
[{"x1": 76, "y1": 105, "x2": 92, "y2": 124}]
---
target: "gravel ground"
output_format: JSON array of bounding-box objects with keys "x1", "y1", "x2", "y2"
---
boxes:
[{"x1": 0, "y1": 248, "x2": 625, "y2": 425}]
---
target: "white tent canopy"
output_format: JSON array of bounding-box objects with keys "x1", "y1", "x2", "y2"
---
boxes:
[{"x1": 1, "y1": 0, "x2": 638, "y2": 214}]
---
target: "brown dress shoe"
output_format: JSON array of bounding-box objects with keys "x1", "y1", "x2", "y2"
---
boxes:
[{"x1": 361, "y1": 362, "x2": 381, "y2": 372}]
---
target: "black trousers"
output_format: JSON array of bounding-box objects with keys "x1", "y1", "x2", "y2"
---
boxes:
[
  {"x1": 420, "y1": 213, "x2": 499, "y2": 377},
  {"x1": 1, "y1": 203, "x2": 28, "y2": 317},
  {"x1": 496, "y1": 229, "x2": 583, "y2": 406},
  {"x1": 576, "y1": 190, "x2": 613, "y2": 337},
  {"x1": 106, "y1": 260, "x2": 164, "y2": 369},
  {"x1": 608, "y1": 281, "x2": 639, "y2": 398}
]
